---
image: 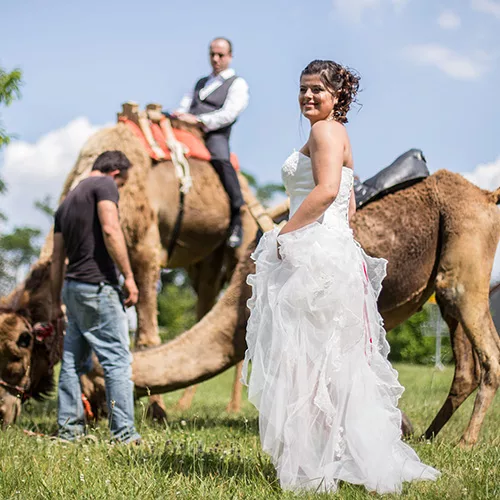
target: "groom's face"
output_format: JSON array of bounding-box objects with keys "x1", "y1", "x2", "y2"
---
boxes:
[{"x1": 209, "y1": 40, "x2": 232, "y2": 75}]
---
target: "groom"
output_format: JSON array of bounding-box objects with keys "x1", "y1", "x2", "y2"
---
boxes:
[{"x1": 172, "y1": 37, "x2": 249, "y2": 248}]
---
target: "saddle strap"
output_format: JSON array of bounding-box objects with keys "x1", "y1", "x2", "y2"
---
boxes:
[
  {"x1": 158, "y1": 117, "x2": 193, "y2": 194},
  {"x1": 158, "y1": 117, "x2": 191, "y2": 262},
  {"x1": 166, "y1": 190, "x2": 185, "y2": 263}
]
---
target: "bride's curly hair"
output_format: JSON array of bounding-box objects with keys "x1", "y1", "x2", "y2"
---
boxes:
[{"x1": 301, "y1": 60, "x2": 360, "y2": 124}]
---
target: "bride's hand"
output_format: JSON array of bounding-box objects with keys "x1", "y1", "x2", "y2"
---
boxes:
[{"x1": 277, "y1": 221, "x2": 287, "y2": 260}]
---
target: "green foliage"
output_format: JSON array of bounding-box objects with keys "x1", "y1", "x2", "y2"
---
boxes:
[
  {"x1": 0, "y1": 65, "x2": 23, "y2": 148},
  {"x1": 0, "y1": 67, "x2": 50, "y2": 292},
  {"x1": 256, "y1": 183, "x2": 286, "y2": 205},
  {"x1": 0, "y1": 226, "x2": 41, "y2": 266},
  {"x1": 157, "y1": 276, "x2": 197, "y2": 342},
  {"x1": 0, "y1": 226, "x2": 42, "y2": 292},
  {"x1": 34, "y1": 194, "x2": 56, "y2": 219},
  {"x1": 0, "y1": 65, "x2": 22, "y2": 219},
  {"x1": 387, "y1": 306, "x2": 453, "y2": 365},
  {"x1": 241, "y1": 170, "x2": 286, "y2": 207},
  {"x1": 241, "y1": 170, "x2": 257, "y2": 189}
]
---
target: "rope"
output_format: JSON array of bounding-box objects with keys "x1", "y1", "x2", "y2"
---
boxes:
[{"x1": 160, "y1": 118, "x2": 193, "y2": 194}]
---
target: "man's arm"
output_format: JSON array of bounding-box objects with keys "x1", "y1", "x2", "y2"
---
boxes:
[
  {"x1": 50, "y1": 232, "x2": 66, "y2": 320},
  {"x1": 175, "y1": 91, "x2": 194, "y2": 114},
  {"x1": 97, "y1": 200, "x2": 138, "y2": 306},
  {"x1": 197, "y1": 78, "x2": 249, "y2": 131}
]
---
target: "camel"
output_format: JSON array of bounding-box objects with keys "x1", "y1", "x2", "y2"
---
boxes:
[
  {"x1": 0, "y1": 168, "x2": 499, "y2": 447},
  {"x1": 37, "y1": 119, "x2": 264, "y2": 416}
]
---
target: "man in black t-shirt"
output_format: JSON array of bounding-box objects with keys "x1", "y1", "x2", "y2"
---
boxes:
[{"x1": 51, "y1": 150, "x2": 141, "y2": 443}]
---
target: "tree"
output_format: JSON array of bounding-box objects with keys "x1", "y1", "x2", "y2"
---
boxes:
[
  {"x1": 0, "y1": 65, "x2": 23, "y2": 222},
  {"x1": 0, "y1": 177, "x2": 7, "y2": 223},
  {"x1": 0, "y1": 225, "x2": 41, "y2": 264},
  {"x1": 241, "y1": 170, "x2": 286, "y2": 207},
  {"x1": 0, "y1": 65, "x2": 23, "y2": 147},
  {"x1": 0, "y1": 67, "x2": 47, "y2": 291},
  {"x1": 34, "y1": 195, "x2": 56, "y2": 219},
  {"x1": 386, "y1": 304, "x2": 452, "y2": 365},
  {"x1": 0, "y1": 226, "x2": 41, "y2": 291}
]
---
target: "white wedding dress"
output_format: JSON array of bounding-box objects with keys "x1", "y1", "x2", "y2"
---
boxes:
[{"x1": 242, "y1": 151, "x2": 440, "y2": 494}]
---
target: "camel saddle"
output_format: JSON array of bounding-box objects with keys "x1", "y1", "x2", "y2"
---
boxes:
[
  {"x1": 117, "y1": 101, "x2": 240, "y2": 170},
  {"x1": 354, "y1": 149, "x2": 429, "y2": 209}
]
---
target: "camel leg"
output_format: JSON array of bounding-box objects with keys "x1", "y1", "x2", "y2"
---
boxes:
[
  {"x1": 175, "y1": 386, "x2": 198, "y2": 411},
  {"x1": 225, "y1": 360, "x2": 244, "y2": 413},
  {"x1": 434, "y1": 227, "x2": 500, "y2": 446},
  {"x1": 456, "y1": 302, "x2": 499, "y2": 447},
  {"x1": 424, "y1": 315, "x2": 480, "y2": 439},
  {"x1": 130, "y1": 234, "x2": 162, "y2": 349},
  {"x1": 401, "y1": 412, "x2": 414, "y2": 437},
  {"x1": 129, "y1": 225, "x2": 167, "y2": 421},
  {"x1": 176, "y1": 246, "x2": 227, "y2": 411}
]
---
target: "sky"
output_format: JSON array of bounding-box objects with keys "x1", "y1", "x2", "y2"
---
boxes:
[{"x1": 1, "y1": 0, "x2": 500, "y2": 274}]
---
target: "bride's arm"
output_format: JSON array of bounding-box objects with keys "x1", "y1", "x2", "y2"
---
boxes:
[{"x1": 279, "y1": 120, "x2": 345, "y2": 236}]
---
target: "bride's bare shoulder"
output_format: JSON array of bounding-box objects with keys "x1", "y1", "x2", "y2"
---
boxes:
[
  {"x1": 309, "y1": 121, "x2": 348, "y2": 151},
  {"x1": 311, "y1": 120, "x2": 347, "y2": 138}
]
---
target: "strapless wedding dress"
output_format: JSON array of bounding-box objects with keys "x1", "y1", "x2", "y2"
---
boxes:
[{"x1": 242, "y1": 151, "x2": 440, "y2": 494}]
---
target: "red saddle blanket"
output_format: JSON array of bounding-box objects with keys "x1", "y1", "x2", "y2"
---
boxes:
[{"x1": 118, "y1": 116, "x2": 240, "y2": 171}]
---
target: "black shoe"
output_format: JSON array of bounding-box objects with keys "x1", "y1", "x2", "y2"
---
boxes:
[{"x1": 227, "y1": 222, "x2": 243, "y2": 248}]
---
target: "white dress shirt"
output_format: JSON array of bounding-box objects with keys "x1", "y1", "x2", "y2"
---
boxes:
[{"x1": 177, "y1": 68, "x2": 249, "y2": 132}]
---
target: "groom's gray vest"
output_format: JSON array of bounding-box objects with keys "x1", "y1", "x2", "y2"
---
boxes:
[{"x1": 189, "y1": 75, "x2": 238, "y2": 140}]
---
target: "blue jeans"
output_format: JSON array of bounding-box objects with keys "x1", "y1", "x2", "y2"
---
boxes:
[{"x1": 58, "y1": 280, "x2": 140, "y2": 443}]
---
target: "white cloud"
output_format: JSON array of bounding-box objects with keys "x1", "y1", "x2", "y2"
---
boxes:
[
  {"x1": 332, "y1": 0, "x2": 407, "y2": 23},
  {"x1": 0, "y1": 117, "x2": 105, "y2": 234},
  {"x1": 462, "y1": 156, "x2": 500, "y2": 283},
  {"x1": 403, "y1": 44, "x2": 491, "y2": 81},
  {"x1": 471, "y1": 0, "x2": 500, "y2": 19},
  {"x1": 462, "y1": 156, "x2": 500, "y2": 189},
  {"x1": 437, "y1": 10, "x2": 461, "y2": 30}
]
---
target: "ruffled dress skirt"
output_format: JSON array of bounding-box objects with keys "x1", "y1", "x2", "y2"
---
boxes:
[{"x1": 242, "y1": 220, "x2": 440, "y2": 494}]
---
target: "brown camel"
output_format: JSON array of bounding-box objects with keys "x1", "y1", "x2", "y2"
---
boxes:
[
  {"x1": 0, "y1": 262, "x2": 63, "y2": 427},
  {"x1": 37, "y1": 120, "x2": 262, "y2": 416},
  {"x1": 0, "y1": 168, "x2": 499, "y2": 447}
]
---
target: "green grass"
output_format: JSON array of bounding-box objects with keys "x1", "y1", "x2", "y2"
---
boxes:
[{"x1": 0, "y1": 364, "x2": 498, "y2": 499}]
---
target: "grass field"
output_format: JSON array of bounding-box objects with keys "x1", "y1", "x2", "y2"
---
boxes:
[{"x1": 0, "y1": 364, "x2": 498, "y2": 499}]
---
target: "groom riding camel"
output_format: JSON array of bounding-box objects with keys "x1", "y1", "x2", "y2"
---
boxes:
[{"x1": 170, "y1": 37, "x2": 249, "y2": 248}]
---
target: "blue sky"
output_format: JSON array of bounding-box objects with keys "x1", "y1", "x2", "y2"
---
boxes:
[{"x1": 1, "y1": 0, "x2": 499, "y2": 233}]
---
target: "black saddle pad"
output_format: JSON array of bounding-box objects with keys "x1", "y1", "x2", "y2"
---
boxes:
[{"x1": 354, "y1": 149, "x2": 429, "y2": 209}]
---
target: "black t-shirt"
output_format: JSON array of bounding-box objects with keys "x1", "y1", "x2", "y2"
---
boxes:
[{"x1": 54, "y1": 176, "x2": 120, "y2": 285}]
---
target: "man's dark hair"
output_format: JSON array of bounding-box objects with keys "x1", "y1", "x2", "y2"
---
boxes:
[
  {"x1": 211, "y1": 37, "x2": 233, "y2": 55},
  {"x1": 91, "y1": 151, "x2": 131, "y2": 173}
]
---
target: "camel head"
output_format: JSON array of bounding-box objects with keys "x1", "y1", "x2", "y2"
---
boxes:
[{"x1": 0, "y1": 260, "x2": 63, "y2": 426}]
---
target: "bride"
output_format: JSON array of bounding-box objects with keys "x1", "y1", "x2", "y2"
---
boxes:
[{"x1": 242, "y1": 60, "x2": 440, "y2": 494}]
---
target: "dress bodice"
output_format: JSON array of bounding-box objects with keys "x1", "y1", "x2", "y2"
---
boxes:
[{"x1": 281, "y1": 151, "x2": 354, "y2": 227}]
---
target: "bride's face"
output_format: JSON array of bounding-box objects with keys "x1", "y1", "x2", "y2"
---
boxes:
[{"x1": 299, "y1": 74, "x2": 336, "y2": 123}]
